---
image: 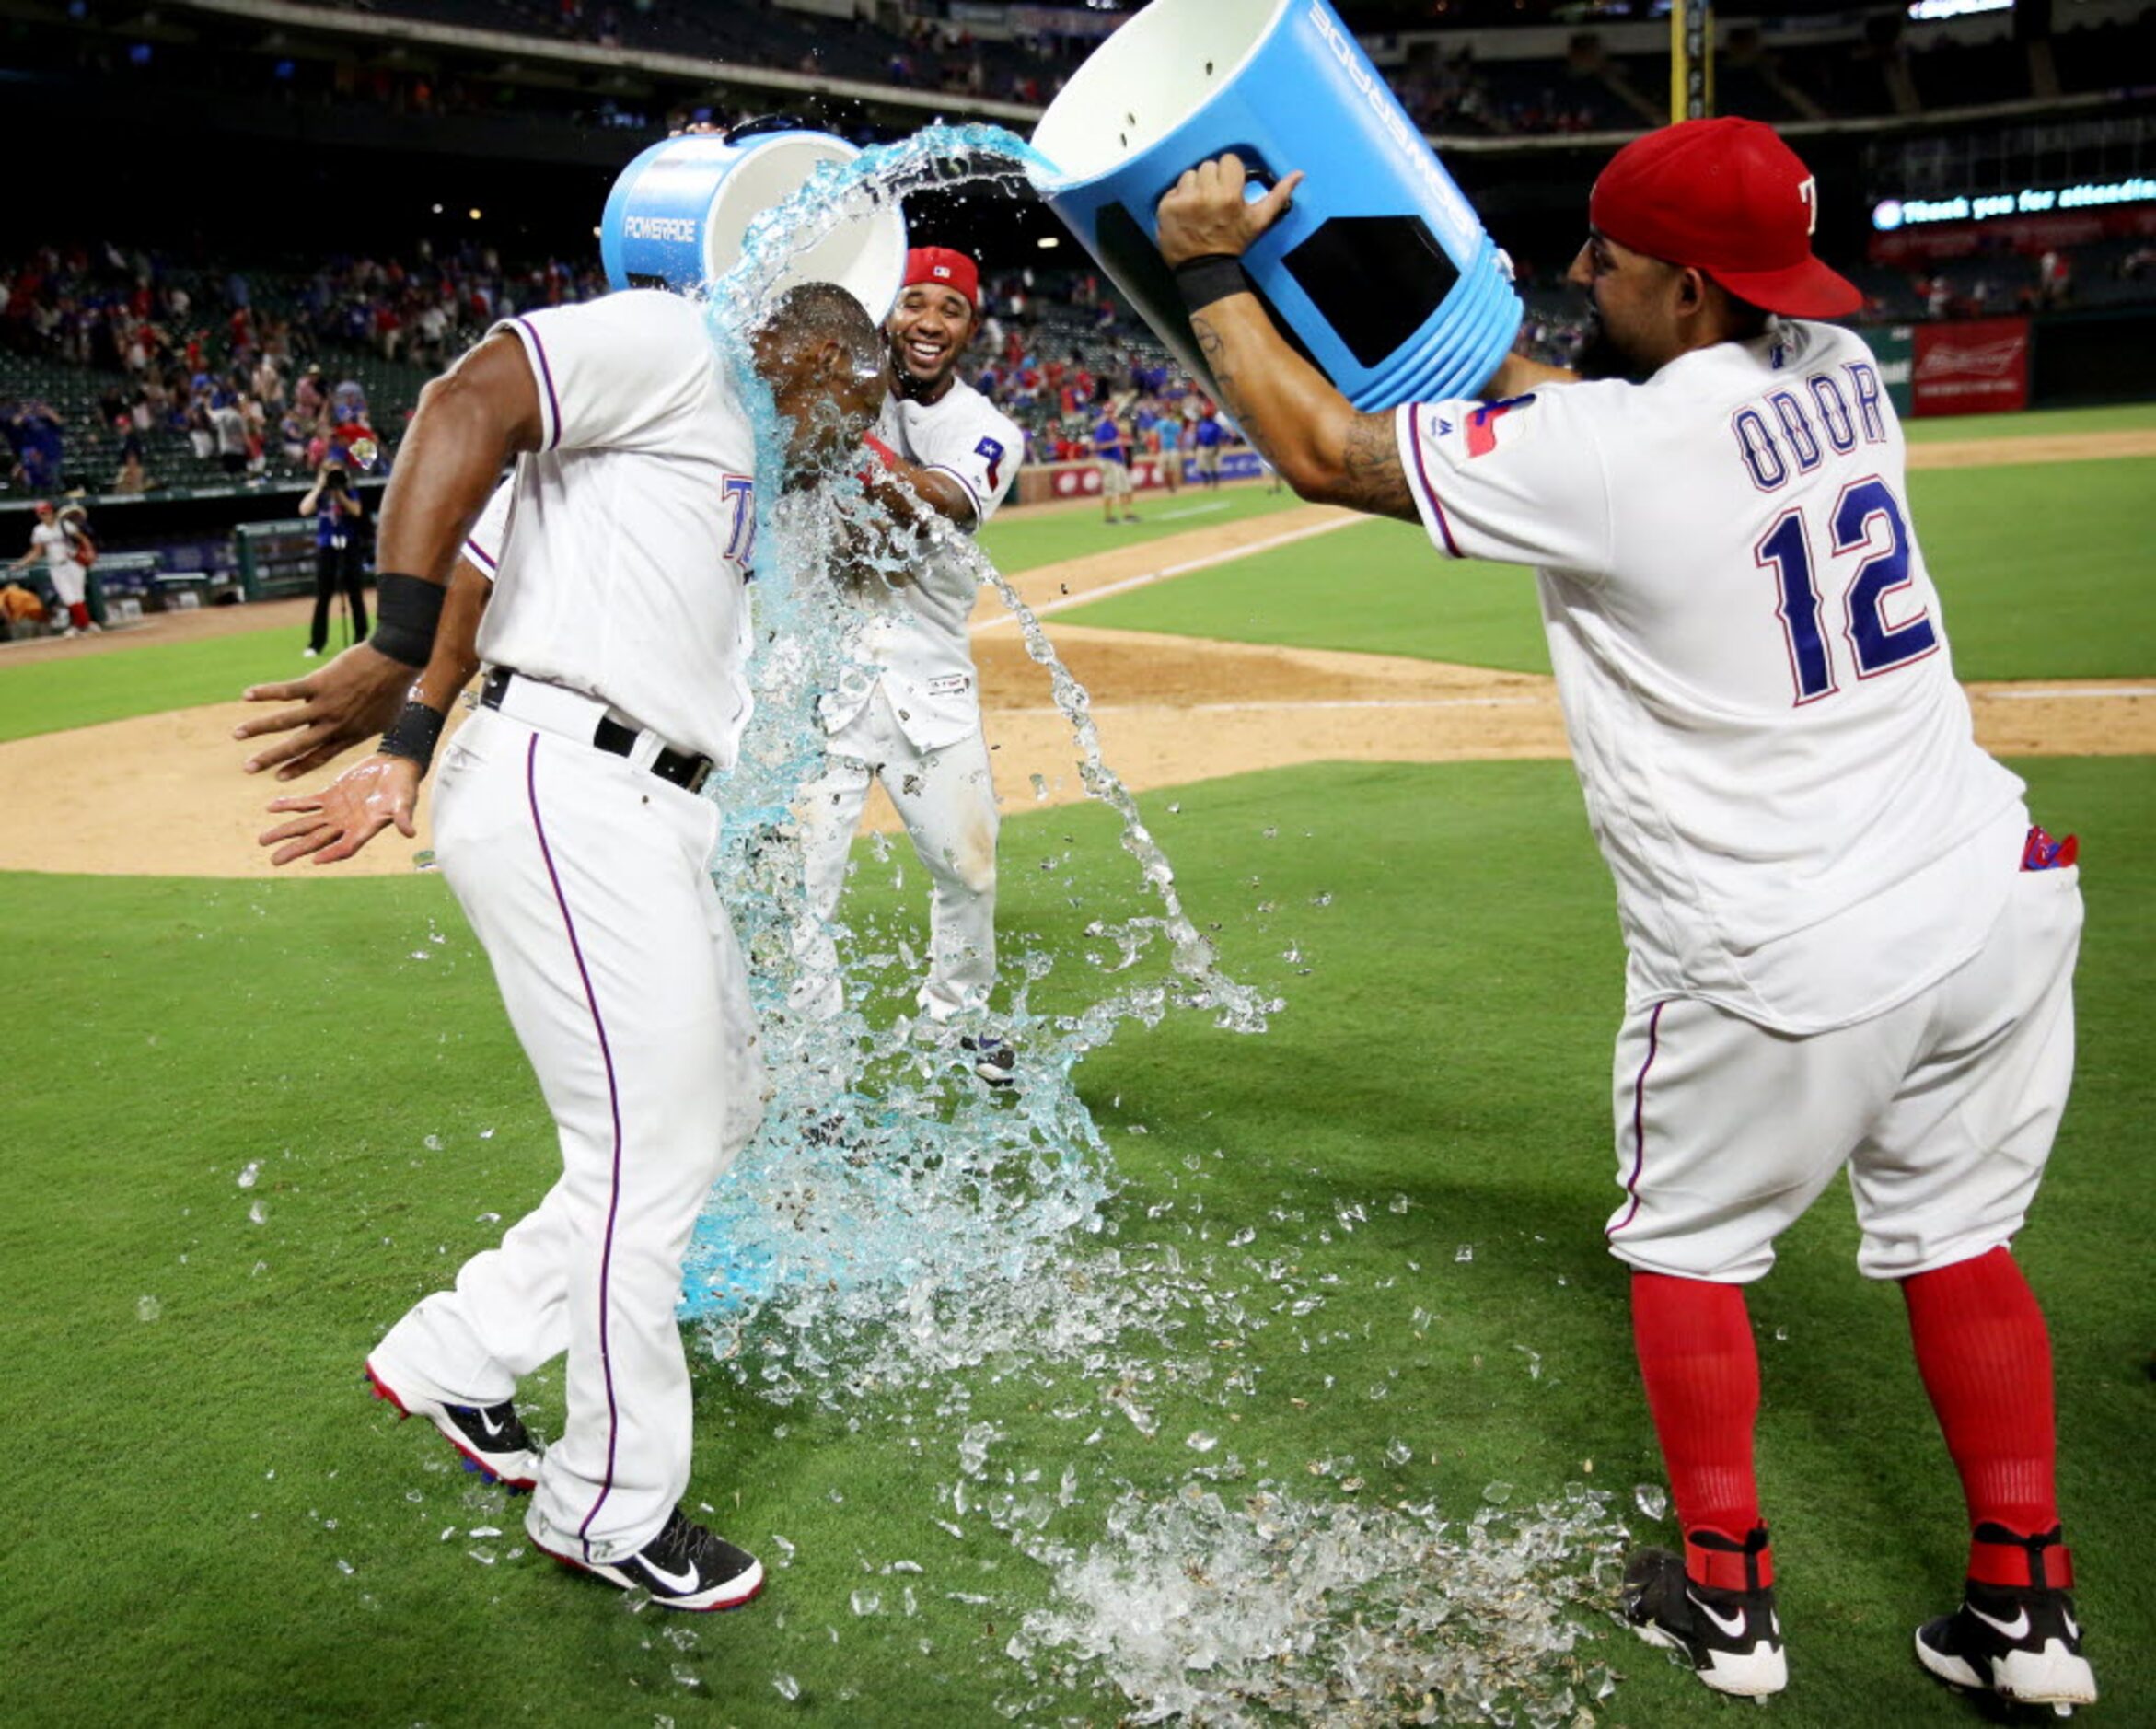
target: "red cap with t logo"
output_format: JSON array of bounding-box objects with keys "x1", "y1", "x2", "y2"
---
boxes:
[
  {"x1": 1589, "y1": 118, "x2": 1861, "y2": 319},
  {"x1": 903, "y1": 246, "x2": 980, "y2": 309}
]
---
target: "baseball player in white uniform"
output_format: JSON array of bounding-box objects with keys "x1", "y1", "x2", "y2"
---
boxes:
[
  {"x1": 1153, "y1": 122, "x2": 2093, "y2": 1711},
  {"x1": 258, "y1": 280, "x2": 884, "y2": 1612},
  {"x1": 793, "y1": 247, "x2": 1024, "y2": 1072},
  {"x1": 9, "y1": 500, "x2": 96, "y2": 635}
]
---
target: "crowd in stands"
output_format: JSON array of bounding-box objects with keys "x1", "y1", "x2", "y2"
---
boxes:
[
  {"x1": 342, "y1": 0, "x2": 1093, "y2": 110},
  {"x1": 4, "y1": 221, "x2": 2146, "y2": 506},
  {"x1": 1392, "y1": 49, "x2": 1615, "y2": 137},
  {"x1": 368, "y1": 0, "x2": 2153, "y2": 131},
  {"x1": 0, "y1": 243, "x2": 607, "y2": 499}
]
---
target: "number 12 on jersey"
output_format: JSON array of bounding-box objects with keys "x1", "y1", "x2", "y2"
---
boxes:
[{"x1": 1756, "y1": 476, "x2": 1938, "y2": 704}]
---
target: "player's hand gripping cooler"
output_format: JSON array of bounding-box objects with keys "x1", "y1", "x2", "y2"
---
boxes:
[
  {"x1": 600, "y1": 127, "x2": 909, "y2": 316},
  {"x1": 1030, "y1": 0, "x2": 1521, "y2": 411}
]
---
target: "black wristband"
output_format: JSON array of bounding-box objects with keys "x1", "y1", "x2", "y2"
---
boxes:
[
  {"x1": 1175, "y1": 254, "x2": 1252, "y2": 317},
  {"x1": 371, "y1": 572, "x2": 445, "y2": 667},
  {"x1": 378, "y1": 699, "x2": 447, "y2": 772}
]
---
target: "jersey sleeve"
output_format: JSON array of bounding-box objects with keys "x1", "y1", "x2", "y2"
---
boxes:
[
  {"x1": 1393, "y1": 386, "x2": 1617, "y2": 574},
  {"x1": 459, "y1": 479, "x2": 515, "y2": 582},
  {"x1": 897, "y1": 396, "x2": 1024, "y2": 526},
  {"x1": 491, "y1": 290, "x2": 713, "y2": 456}
]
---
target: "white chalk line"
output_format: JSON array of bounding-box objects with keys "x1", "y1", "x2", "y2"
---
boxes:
[
  {"x1": 995, "y1": 686, "x2": 2156, "y2": 717},
  {"x1": 1980, "y1": 686, "x2": 2156, "y2": 700},
  {"x1": 975, "y1": 514, "x2": 1363, "y2": 631},
  {"x1": 998, "y1": 695, "x2": 1551, "y2": 715}
]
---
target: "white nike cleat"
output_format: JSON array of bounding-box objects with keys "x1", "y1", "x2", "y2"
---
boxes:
[
  {"x1": 961, "y1": 1033, "x2": 1017, "y2": 1088},
  {"x1": 1917, "y1": 1579, "x2": 2097, "y2": 1711},
  {"x1": 527, "y1": 1504, "x2": 764, "y2": 1612},
  {"x1": 365, "y1": 1356, "x2": 543, "y2": 1491},
  {"x1": 1622, "y1": 1542, "x2": 1788, "y2": 1698}
]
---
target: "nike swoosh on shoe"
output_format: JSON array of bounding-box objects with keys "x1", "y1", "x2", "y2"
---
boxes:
[
  {"x1": 1690, "y1": 1592, "x2": 1750, "y2": 1641},
  {"x1": 1970, "y1": 1605, "x2": 2033, "y2": 1641},
  {"x1": 638, "y1": 1558, "x2": 702, "y2": 1596}
]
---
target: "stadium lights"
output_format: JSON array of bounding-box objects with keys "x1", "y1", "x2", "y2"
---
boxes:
[
  {"x1": 469, "y1": 208, "x2": 484, "y2": 221},
  {"x1": 431, "y1": 203, "x2": 443, "y2": 214},
  {"x1": 1037, "y1": 236, "x2": 1061, "y2": 249}
]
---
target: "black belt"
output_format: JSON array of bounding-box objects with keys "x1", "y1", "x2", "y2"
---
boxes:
[{"x1": 480, "y1": 667, "x2": 714, "y2": 795}]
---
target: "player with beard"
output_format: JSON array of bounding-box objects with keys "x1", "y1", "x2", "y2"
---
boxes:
[
  {"x1": 1146, "y1": 120, "x2": 2095, "y2": 1711},
  {"x1": 792, "y1": 247, "x2": 1026, "y2": 1084}
]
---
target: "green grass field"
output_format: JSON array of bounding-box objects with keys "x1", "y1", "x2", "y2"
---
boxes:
[
  {"x1": 2, "y1": 403, "x2": 2150, "y2": 1725},
  {"x1": 2, "y1": 755, "x2": 2148, "y2": 1727},
  {"x1": 0, "y1": 485, "x2": 1308, "y2": 746},
  {"x1": 1059, "y1": 457, "x2": 2156, "y2": 681},
  {"x1": 1899, "y1": 400, "x2": 2156, "y2": 442}
]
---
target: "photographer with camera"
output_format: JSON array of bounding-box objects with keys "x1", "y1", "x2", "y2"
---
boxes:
[{"x1": 297, "y1": 457, "x2": 367, "y2": 659}]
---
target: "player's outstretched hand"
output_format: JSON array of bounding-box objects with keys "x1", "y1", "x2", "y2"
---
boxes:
[
  {"x1": 234, "y1": 642, "x2": 411, "y2": 781},
  {"x1": 259, "y1": 752, "x2": 422, "y2": 867},
  {"x1": 1155, "y1": 154, "x2": 1304, "y2": 269}
]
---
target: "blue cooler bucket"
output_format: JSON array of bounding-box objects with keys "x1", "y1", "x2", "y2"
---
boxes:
[
  {"x1": 1032, "y1": 0, "x2": 1520, "y2": 411},
  {"x1": 600, "y1": 131, "x2": 908, "y2": 319}
]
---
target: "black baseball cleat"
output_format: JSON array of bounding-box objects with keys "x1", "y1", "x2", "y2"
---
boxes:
[
  {"x1": 962, "y1": 1034, "x2": 1017, "y2": 1087},
  {"x1": 1917, "y1": 1546, "x2": 2097, "y2": 1714},
  {"x1": 365, "y1": 1357, "x2": 543, "y2": 1491},
  {"x1": 1622, "y1": 1543, "x2": 1788, "y2": 1698},
  {"x1": 528, "y1": 1504, "x2": 765, "y2": 1612}
]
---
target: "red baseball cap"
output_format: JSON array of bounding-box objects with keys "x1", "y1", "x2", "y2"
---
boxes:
[
  {"x1": 1589, "y1": 118, "x2": 1861, "y2": 319},
  {"x1": 903, "y1": 246, "x2": 980, "y2": 309}
]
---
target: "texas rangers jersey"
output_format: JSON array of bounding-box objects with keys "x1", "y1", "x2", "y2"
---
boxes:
[
  {"x1": 481, "y1": 289, "x2": 760, "y2": 766},
  {"x1": 30, "y1": 522, "x2": 76, "y2": 572},
  {"x1": 821, "y1": 378, "x2": 1022, "y2": 750},
  {"x1": 462, "y1": 479, "x2": 513, "y2": 574},
  {"x1": 1396, "y1": 320, "x2": 2026, "y2": 1034}
]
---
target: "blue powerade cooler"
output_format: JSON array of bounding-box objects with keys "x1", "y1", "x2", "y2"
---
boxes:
[
  {"x1": 599, "y1": 129, "x2": 908, "y2": 318},
  {"x1": 1031, "y1": 0, "x2": 1521, "y2": 411}
]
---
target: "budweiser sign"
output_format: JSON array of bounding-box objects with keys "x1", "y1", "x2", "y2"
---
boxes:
[{"x1": 1911, "y1": 317, "x2": 2030, "y2": 417}]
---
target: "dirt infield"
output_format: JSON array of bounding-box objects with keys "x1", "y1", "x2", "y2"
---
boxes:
[
  {"x1": 1906, "y1": 428, "x2": 2156, "y2": 469},
  {"x1": 3, "y1": 432, "x2": 2151, "y2": 880}
]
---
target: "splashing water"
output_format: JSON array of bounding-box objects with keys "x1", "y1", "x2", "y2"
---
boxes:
[
  {"x1": 670, "y1": 124, "x2": 1278, "y2": 1357},
  {"x1": 627, "y1": 122, "x2": 1625, "y2": 1723},
  {"x1": 1003, "y1": 1481, "x2": 1627, "y2": 1727}
]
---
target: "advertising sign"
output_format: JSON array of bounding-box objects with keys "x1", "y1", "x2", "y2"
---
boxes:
[{"x1": 1911, "y1": 317, "x2": 2030, "y2": 417}]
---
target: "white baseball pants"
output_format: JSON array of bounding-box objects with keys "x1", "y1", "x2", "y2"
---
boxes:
[
  {"x1": 369, "y1": 702, "x2": 765, "y2": 1564},
  {"x1": 1605, "y1": 860, "x2": 2081, "y2": 1284},
  {"x1": 792, "y1": 682, "x2": 999, "y2": 1024}
]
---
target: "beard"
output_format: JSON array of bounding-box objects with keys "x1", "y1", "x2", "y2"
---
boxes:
[{"x1": 1572, "y1": 310, "x2": 1652, "y2": 383}]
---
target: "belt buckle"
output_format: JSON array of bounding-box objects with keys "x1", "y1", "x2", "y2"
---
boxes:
[{"x1": 683, "y1": 757, "x2": 713, "y2": 795}]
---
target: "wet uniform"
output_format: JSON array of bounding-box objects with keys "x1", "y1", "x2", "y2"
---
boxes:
[
  {"x1": 794, "y1": 379, "x2": 1022, "y2": 1021},
  {"x1": 367, "y1": 288, "x2": 769, "y2": 1566}
]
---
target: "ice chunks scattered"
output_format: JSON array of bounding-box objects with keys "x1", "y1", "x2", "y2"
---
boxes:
[{"x1": 1013, "y1": 1482, "x2": 1627, "y2": 1727}]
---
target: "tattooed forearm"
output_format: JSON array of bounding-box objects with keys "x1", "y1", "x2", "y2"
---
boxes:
[
  {"x1": 1338, "y1": 412, "x2": 1419, "y2": 523},
  {"x1": 1191, "y1": 312, "x2": 1265, "y2": 449}
]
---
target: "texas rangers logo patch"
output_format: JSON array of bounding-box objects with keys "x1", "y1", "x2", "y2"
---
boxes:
[{"x1": 1464, "y1": 394, "x2": 1536, "y2": 458}]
